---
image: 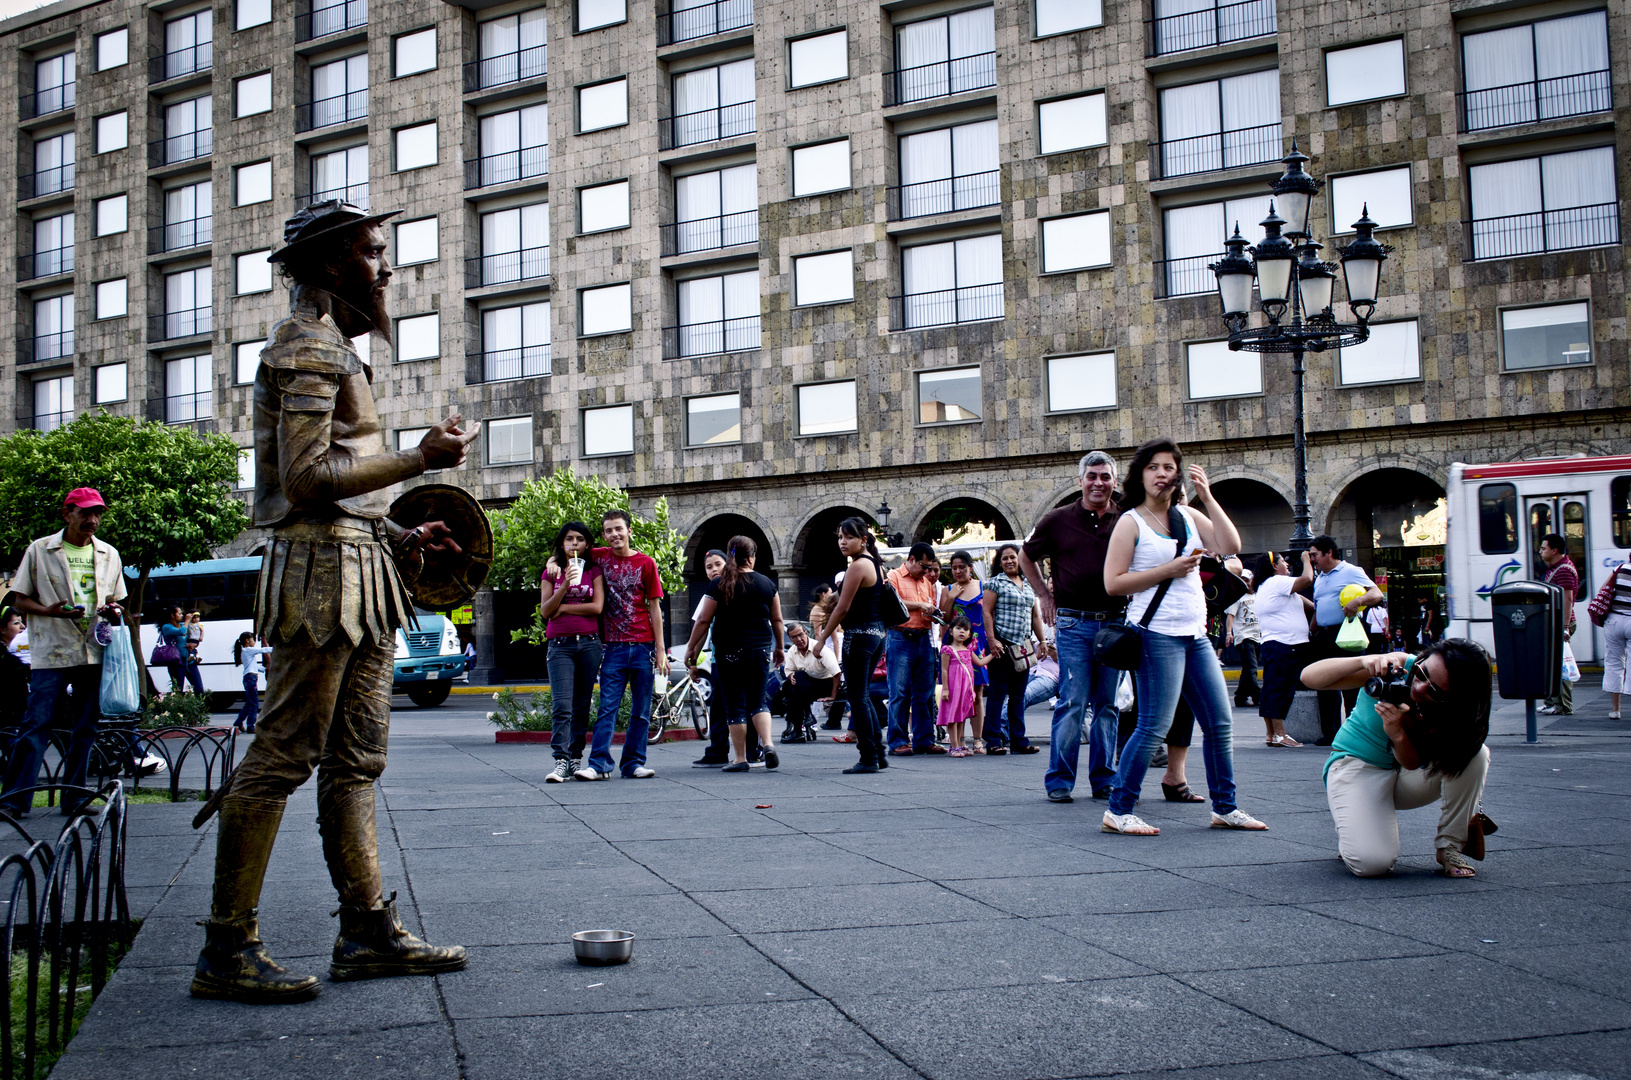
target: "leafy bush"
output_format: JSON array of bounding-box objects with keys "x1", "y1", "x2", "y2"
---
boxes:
[
  {"x1": 140, "y1": 691, "x2": 213, "y2": 730},
  {"x1": 486, "y1": 685, "x2": 633, "y2": 732}
]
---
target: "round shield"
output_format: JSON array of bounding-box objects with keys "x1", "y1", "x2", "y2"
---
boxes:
[{"x1": 388, "y1": 484, "x2": 494, "y2": 610}]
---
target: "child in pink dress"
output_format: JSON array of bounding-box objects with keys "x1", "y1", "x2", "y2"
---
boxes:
[{"x1": 938, "y1": 615, "x2": 989, "y2": 757}]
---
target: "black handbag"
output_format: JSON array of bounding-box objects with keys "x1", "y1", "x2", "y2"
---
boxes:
[
  {"x1": 1092, "y1": 505, "x2": 1186, "y2": 671},
  {"x1": 1200, "y1": 555, "x2": 1249, "y2": 614},
  {"x1": 875, "y1": 577, "x2": 910, "y2": 628}
]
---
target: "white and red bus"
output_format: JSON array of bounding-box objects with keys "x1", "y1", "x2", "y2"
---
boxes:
[{"x1": 1446, "y1": 454, "x2": 1631, "y2": 664}]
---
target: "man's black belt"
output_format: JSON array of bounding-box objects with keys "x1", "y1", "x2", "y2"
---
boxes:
[
  {"x1": 892, "y1": 626, "x2": 930, "y2": 637},
  {"x1": 1057, "y1": 607, "x2": 1127, "y2": 621}
]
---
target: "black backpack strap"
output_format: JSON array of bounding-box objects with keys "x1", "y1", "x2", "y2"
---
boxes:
[{"x1": 1138, "y1": 506, "x2": 1189, "y2": 629}]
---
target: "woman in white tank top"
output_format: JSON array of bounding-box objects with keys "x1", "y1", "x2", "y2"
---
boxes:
[{"x1": 1098, "y1": 438, "x2": 1269, "y2": 837}]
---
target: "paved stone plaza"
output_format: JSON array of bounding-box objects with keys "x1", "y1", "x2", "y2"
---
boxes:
[{"x1": 53, "y1": 685, "x2": 1631, "y2": 1080}]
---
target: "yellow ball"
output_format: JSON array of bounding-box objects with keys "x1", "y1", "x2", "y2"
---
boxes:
[{"x1": 1339, "y1": 584, "x2": 1366, "y2": 607}]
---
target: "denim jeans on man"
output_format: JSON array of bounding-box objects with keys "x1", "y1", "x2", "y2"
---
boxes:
[
  {"x1": 588, "y1": 641, "x2": 655, "y2": 776},
  {"x1": 547, "y1": 635, "x2": 602, "y2": 761},
  {"x1": 885, "y1": 629, "x2": 936, "y2": 750},
  {"x1": 1045, "y1": 614, "x2": 1123, "y2": 796},
  {"x1": 1108, "y1": 628, "x2": 1238, "y2": 817},
  {"x1": 0, "y1": 665, "x2": 102, "y2": 814}
]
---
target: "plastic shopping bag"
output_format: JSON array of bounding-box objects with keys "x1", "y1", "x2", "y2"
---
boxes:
[
  {"x1": 99, "y1": 624, "x2": 142, "y2": 717},
  {"x1": 1561, "y1": 640, "x2": 1582, "y2": 683},
  {"x1": 1114, "y1": 671, "x2": 1135, "y2": 713},
  {"x1": 1335, "y1": 615, "x2": 1368, "y2": 653}
]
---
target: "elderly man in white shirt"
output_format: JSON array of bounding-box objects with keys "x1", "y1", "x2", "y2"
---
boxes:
[{"x1": 778, "y1": 622, "x2": 840, "y2": 742}]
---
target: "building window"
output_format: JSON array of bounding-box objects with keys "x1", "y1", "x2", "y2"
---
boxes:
[
  {"x1": 94, "y1": 112, "x2": 128, "y2": 154},
  {"x1": 395, "y1": 122, "x2": 438, "y2": 171},
  {"x1": 235, "y1": 341, "x2": 263, "y2": 384},
  {"x1": 165, "y1": 354, "x2": 213, "y2": 424},
  {"x1": 163, "y1": 268, "x2": 213, "y2": 339},
  {"x1": 95, "y1": 194, "x2": 128, "y2": 236},
  {"x1": 1326, "y1": 40, "x2": 1404, "y2": 106},
  {"x1": 33, "y1": 295, "x2": 73, "y2": 360},
  {"x1": 95, "y1": 278, "x2": 128, "y2": 319},
  {"x1": 892, "y1": 8, "x2": 994, "y2": 105},
  {"x1": 797, "y1": 381, "x2": 856, "y2": 436},
  {"x1": 579, "y1": 180, "x2": 631, "y2": 233},
  {"x1": 1468, "y1": 147, "x2": 1618, "y2": 260},
  {"x1": 163, "y1": 94, "x2": 213, "y2": 164},
  {"x1": 1036, "y1": 0, "x2": 1101, "y2": 36},
  {"x1": 900, "y1": 234, "x2": 1002, "y2": 328},
  {"x1": 308, "y1": 55, "x2": 367, "y2": 130},
  {"x1": 311, "y1": 145, "x2": 368, "y2": 207},
  {"x1": 395, "y1": 28, "x2": 437, "y2": 78},
  {"x1": 582, "y1": 405, "x2": 634, "y2": 457},
  {"x1": 1462, "y1": 12, "x2": 1609, "y2": 132},
  {"x1": 916, "y1": 366, "x2": 981, "y2": 425},
  {"x1": 792, "y1": 250, "x2": 853, "y2": 306},
  {"x1": 1149, "y1": 0, "x2": 1275, "y2": 56},
  {"x1": 686, "y1": 393, "x2": 741, "y2": 446},
  {"x1": 664, "y1": 0, "x2": 752, "y2": 43},
  {"x1": 673, "y1": 164, "x2": 758, "y2": 254},
  {"x1": 479, "y1": 202, "x2": 551, "y2": 285},
  {"x1": 487, "y1": 416, "x2": 535, "y2": 465},
  {"x1": 96, "y1": 28, "x2": 128, "y2": 72},
  {"x1": 675, "y1": 271, "x2": 759, "y2": 357},
  {"x1": 1186, "y1": 339, "x2": 1261, "y2": 399},
  {"x1": 395, "y1": 218, "x2": 438, "y2": 266},
  {"x1": 33, "y1": 375, "x2": 73, "y2": 431},
  {"x1": 396, "y1": 312, "x2": 440, "y2": 362},
  {"x1": 790, "y1": 141, "x2": 848, "y2": 198},
  {"x1": 1501, "y1": 302, "x2": 1591, "y2": 371},
  {"x1": 236, "y1": 251, "x2": 273, "y2": 294},
  {"x1": 1161, "y1": 194, "x2": 1271, "y2": 296},
  {"x1": 478, "y1": 104, "x2": 549, "y2": 185},
  {"x1": 162, "y1": 179, "x2": 213, "y2": 252},
  {"x1": 789, "y1": 29, "x2": 846, "y2": 87},
  {"x1": 669, "y1": 62, "x2": 752, "y2": 147},
  {"x1": 396, "y1": 427, "x2": 429, "y2": 452},
  {"x1": 1046, "y1": 352, "x2": 1117, "y2": 412},
  {"x1": 163, "y1": 11, "x2": 212, "y2": 80},
  {"x1": 478, "y1": 9, "x2": 548, "y2": 88},
  {"x1": 896, "y1": 120, "x2": 998, "y2": 220},
  {"x1": 237, "y1": 0, "x2": 271, "y2": 31},
  {"x1": 29, "y1": 212, "x2": 74, "y2": 278},
  {"x1": 1330, "y1": 167, "x2": 1412, "y2": 232},
  {"x1": 94, "y1": 363, "x2": 127, "y2": 404},
  {"x1": 31, "y1": 132, "x2": 74, "y2": 197},
  {"x1": 236, "y1": 447, "x2": 255, "y2": 490},
  {"x1": 30, "y1": 52, "x2": 75, "y2": 117},
  {"x1": 1338, "y1": 319, "x2": 1420, "y2": 385},
  {"x1": 236, "y1": 160, "x2": 274, "y2": 206},
  {"x1": 579, "y1": 78, "x2": 629, "y2": 133},
  {"x1": 578, "y1": 0, "x2": 626, "y2": 32},
  {"x1": 1038, "y1": 92, "x2": 1106, "y2": 155},
  {"x1": 481, "y1": 302, "x2": 552, "y2": 380},
  {"x1": 580, "y1": 283, "x2": 632, "y2": 335},
  {"x1": 1041, "y1": 211, "x2": 1112, "y2": 273},
  {"x1": 1157, "y1": 71, "x2": 1279, "y2": 178},
  {"x1": 236, "y1": 72, "x2": 273, "y2": 118}
]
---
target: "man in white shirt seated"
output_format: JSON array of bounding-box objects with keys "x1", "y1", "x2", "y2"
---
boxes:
[{"x1": 777, "y1": 622, "x2": 840, "y2": 742}]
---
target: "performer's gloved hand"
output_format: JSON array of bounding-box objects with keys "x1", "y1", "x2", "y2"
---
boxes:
[{"x1": 419, "y1": 413, "x2": 479, "y2": 470}]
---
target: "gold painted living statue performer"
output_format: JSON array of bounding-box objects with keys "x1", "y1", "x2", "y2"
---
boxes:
[{"x1": 191, "y1": 201, "x2": 478, "y2": 1003}]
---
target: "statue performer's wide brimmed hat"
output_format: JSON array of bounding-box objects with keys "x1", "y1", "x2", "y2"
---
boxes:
[{"x1": 267, "y1": 199, "x2": 402, "y2": 265}]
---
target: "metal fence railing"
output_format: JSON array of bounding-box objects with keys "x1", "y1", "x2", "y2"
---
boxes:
[
  {"x1": 20, "y1": 82, "x2": 75, "y2": 119},
  {"x1": 1152, "y1": 121, "x2": 1281, "y2": 179},
  {"x1": 148, "y1": 307, "x2": 213, "y2": 342},
  {"x1": 463, "y1": 43, "x2": 547, "y2": 91},
  {"x1": 298, "y1": 183, "x2": 369, "y2": 210},
  {"x1": 662, "y1": 315, "x2": 761, "y2": 359},
  {"x1": 296, "y1": 89, "x2": 368, "y2": 132},
  {"x1": 1458, "y1": 70, "x2": 1612, "y2": 132},
  {"x1": 18, "y1": 246, "x2": 73, "y2": 281},
  {"x1": 466, "y1": 247, "x2": 551, "y2": 288},
  {"x1": 296, "y1": 0, "x2": 368, "y2": 41},
  {"x1": 149, "y1": 43, "x2": 212, "y2": 84},
  {"x1": 149, "y1": 217, "x2": 212, "y2": 255},
  {"x1": 659, "y1": 102, "x2": 755, "y2": 150},
  {"x1": 28, "y1": 331, "x2": 75, "y2": 363},
  {"x1": 1466, "y1": 203, "x2": 1620, "y2": 261},
  {"x1": 1146, "y1": 0, "x2": 1276, "y2": 56},
  {"x1": 475, "y1": 345, "x2": 552, "y2": 382},
  {"x1": 19, "y1": 163, "x2": 74, "y2": 201},
  {"x1": 887, "y1": 170, "x2": 1000, "y2": 220},
  {"x1": 1154, "y1": 251, "x2": 1224, "y2": 298},
  {"x1": 465, "y1": 146, "x2": 549, "y2": 189},
  {"x1": 149, "y1": 129, "x2": 213, "y2": 168},
  {"x1": 889, "y1": 283, "x2": 1004, "y2": 330},
  {"x1": 158, "y1": 391, "x2": 214, "y2": 426},
  {"x1": 658, "y1": 0, "x2": 754, "y2": 45},
  {"x1": 883, "y1": 52, "x2": 997, "y2": 107},
  {"x1": 660, "y1": 209, "x2": 759, "y2": 256}
]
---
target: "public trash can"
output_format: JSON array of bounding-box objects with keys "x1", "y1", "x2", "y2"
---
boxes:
[{"x1": 1490, "y1": 580, "x2": 1563, "y2": 701}]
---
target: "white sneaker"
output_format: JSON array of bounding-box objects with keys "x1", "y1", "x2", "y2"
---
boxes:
[
  {"x1": 629, "y1": 766, "x2": 656, "y2": 779},
  {"x1": 545, "y1": 759, "x2": 574, "y2": 783},
  {"x1": 1539, "y1": 705, "x2": 1561, "y2": 715},
  {"x1": 573, "y1": 766, "x2": 611, "y2": 781},
  {"x1": 1211, "y1": 809, "x2": 1268, "y2": 830},
  {"x1": 1102, "y1": 811, "x2": 1159, "y2": 835},
  {"x1": 138, "y1": 753, "x2": 168, "y2": 776}
]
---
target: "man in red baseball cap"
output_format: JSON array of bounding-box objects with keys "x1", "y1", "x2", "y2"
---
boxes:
[{"x1": 0, "y1": 488, "x2": 127, "y2": 818}]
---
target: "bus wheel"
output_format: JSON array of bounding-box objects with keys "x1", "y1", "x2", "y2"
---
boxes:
[{"x1": 407, "y1": 683, "x2": 452, "y2": 708}]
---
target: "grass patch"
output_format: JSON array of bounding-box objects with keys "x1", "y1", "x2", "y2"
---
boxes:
[
  {"x1": 28, "y1": 790, "x2": 204, "y2": 809},
  {"x1": 8, "y1": 922, "x2": 136, "y2": 1080}
]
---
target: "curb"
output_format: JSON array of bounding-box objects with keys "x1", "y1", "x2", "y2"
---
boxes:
[{"x1": 495, "y1": 729, "x2": 702, "y2": 744}]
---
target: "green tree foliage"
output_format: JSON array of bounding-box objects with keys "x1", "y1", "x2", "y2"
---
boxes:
[
  {"x1": 0, "y1": 412, "x2": 250, "y2": 690},
  {"x1": 489, "y1": 470, "x2": 685, "y2": 645}
]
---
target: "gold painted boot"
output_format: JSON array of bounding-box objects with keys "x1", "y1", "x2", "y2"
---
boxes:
[{"x1": 330, "y1": 892, "x2": 467, "y2": 981}]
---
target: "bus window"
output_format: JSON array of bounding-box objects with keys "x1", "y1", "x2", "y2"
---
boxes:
[
  {"x1": 1478, "y1": 483, "x2": 1518, "y2": 554},
  {"x1": 1614, "y1": 476, "x2": 1631, "y2": 548},
  {"x1": 1563, "y1": 499, "x2": 1587, "y2": 593}
]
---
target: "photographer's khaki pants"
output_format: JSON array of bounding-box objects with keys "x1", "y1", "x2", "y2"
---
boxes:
[{"x1": 1325, "y1": 746, "x2": 1489, "y2": 877}]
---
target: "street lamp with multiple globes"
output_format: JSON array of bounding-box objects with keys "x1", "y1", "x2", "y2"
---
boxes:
[{"x1": 1208, "y1": 143, "x2": 1391, "y2": 553}]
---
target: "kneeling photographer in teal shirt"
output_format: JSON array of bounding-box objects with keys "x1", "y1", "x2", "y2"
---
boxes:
[{"x1": 1302, "y1": 639, "x2": 1494, "y2": 879}]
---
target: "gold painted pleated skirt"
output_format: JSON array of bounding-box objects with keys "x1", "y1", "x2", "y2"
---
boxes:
[{"x1": 254, "y1": 521, "x2": 417, "y2": 648}]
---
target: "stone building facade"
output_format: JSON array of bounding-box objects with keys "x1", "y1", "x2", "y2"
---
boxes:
[{"x1": 1, "y1": 0, "x2": 1626, "y2": 677}]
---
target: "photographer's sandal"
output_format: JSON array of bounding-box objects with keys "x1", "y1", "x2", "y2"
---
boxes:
[
  {"x1": 1102, "y1": 811, "x2": 1159, "y2": 835},
  {"x1": 1210, "y1": 809, "x2": 1269, "y2": 831},
  {"x1": 1437, "y1": 849, "x2": 1477, "y2": 878}
]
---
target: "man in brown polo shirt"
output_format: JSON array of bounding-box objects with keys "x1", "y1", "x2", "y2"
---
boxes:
[{"x1": 885, "y1": 543, "x2": 943, "y2": 754}]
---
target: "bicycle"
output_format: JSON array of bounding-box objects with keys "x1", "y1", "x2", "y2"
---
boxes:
[{"x1": 647, "y1": 665, "x2": 710, "y2": 744}]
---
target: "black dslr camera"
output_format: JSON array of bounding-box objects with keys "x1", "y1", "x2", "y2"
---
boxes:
[{"x1": 1364, "y1": 664, "x2": 1413, "y2": 706}]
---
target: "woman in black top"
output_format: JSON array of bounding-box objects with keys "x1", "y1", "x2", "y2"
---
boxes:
[
  {"x1": 0, "y1": 607, "x2": 28, "y2": 730},
  {"x1": 812, "y1": 517, "x2": 889, "y2": 774},
  {"x1": 685, "y1": 536, "x2": 784, "y2": 773}
]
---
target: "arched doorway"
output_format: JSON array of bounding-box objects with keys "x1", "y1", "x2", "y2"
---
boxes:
[
  {"x1": 912, "y1": 498, "x2": 1015, "y2": 546},
  {"x1": 790, "y1": 505, "x2": 872, "y2": 622},
  {"x1": 1327, "y1": 468, "x2": 1448, "y2": 646},
  {"x1": 681, "y1": 513, "x2": 776, "y2": 641},
  {"x1": 1211, "y1": 478, "x2": 1294, "y2": 562}
]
